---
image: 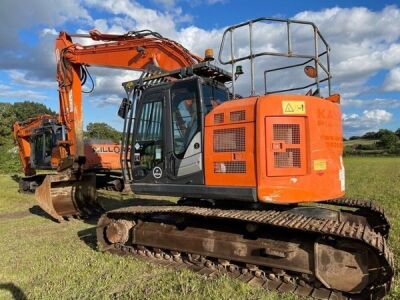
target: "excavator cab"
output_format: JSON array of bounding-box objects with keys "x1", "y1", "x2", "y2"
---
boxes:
[
  {"x1": 30, "y1": 123, "x2": 64, "y2": 169},
  {"x1": 119, "y1": 64, "x2": 232, "y2": 197},
  {"x1": 130, "y1": 77, "x2": 228, "y2": 186}
]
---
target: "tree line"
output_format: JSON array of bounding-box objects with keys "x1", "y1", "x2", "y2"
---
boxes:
[{"x1": 344, "y1": 129, "x2": 400, "y2": 155}]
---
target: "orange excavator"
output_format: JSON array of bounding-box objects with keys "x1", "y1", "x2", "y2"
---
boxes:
[
  {"x1": 13, "y1": 114, "x2": 122, "y2": 192},
  {"x1": 36, "y1": 18, "x2": 393, "y2": 299}
]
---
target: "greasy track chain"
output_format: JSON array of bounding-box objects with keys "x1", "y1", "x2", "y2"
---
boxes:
[
  {"x1": 100, "y1": 205, "x2": 394, "y2": 299},
  {"x1": 109, "y1": 240, "x2": 347, "y2": 299},
  {"x1": 325, "y1": 197, "x2": 390, "y2": 238}
]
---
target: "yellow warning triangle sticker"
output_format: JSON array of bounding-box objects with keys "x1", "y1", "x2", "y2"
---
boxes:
[
  {"x1": 284, "y1": 103, "x2": 295, "y2": 113},
  {"x1": 282, "y1": 101, "x2": 306, "y2": 114}
]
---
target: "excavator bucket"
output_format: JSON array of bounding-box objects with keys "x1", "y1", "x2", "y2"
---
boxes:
[{"x1": 35, "y1": 173, "x2": 101, "y2": 222}]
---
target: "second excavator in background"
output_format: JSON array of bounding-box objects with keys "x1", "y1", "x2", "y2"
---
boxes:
[{"x1": 13, "y1": 114, "x2": 123, "y2": 192}]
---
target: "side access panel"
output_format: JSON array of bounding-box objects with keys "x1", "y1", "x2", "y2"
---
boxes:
[
  {"x1": 265, "y1": 117, "x2": 307, "y2": 177},
  {"x1": 204, "y1": 98, "x2": 257, "y2": 187}
]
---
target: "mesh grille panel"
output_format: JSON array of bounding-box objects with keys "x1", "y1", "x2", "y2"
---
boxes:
[
  {"x1": 214, "y1": 113, "x2": 224, "y2": 124},
  {"x1": 274, "y1": 148, "x2": 301, "y2": 168},
  {"x1": 273, "y1": 124, "x2": 300, "y2": 144},
  {"x1": 230, "y1": 110, "x2": 245, "y2": 122},
  {"x1": 214, "y1": 161, "x2": 246, "y2": 173},
  {"x1": 213, "y1": 127, "x2": 245, "y2": 152}
]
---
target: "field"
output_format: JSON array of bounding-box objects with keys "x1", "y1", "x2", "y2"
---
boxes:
[
  {"x1": 343, "y1": 139, "x2": 378, "y2": 147},
  {"x1": 0, "y1": 157, "x2": 399, "y2": 299}
]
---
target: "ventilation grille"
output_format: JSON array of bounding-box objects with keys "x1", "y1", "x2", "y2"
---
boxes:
[
  {"x1": 273, "y1": 124, "x2": 300, "y2": 144},
  {"x1": 230, "y1": 110, "x2": 245, "y2": 122},
  {"x1": 274, "y1": 148, "x2": 301, "y2": 168},
  {"x1": 213, "y1": 127, "x2": 245, "y2": 152},
  {"x1": 214, "y1": 161, "x2": 246, "y2": 173},
  {"x1": 214, "y1": 113, "x2": 224, "y2": 124}
]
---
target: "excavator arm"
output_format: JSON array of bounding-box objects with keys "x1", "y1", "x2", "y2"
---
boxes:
[{"x1": 36, "y1": 29, "x2": 204, "y2": 221}]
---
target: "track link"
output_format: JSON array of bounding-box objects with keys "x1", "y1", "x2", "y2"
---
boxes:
[
  {"x1": 97, "y1": 205, "x2": 394, "y2": 299},
  {"x1": 324, "y1": 197, "x2": 390, "y2": 238}
]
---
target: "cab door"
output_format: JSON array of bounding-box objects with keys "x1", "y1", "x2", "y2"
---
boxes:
[
  {"x1": 131, "y1": 79, "x2": 204, "y2": 189},
  {"x1": 131, "y1": 88, "x2": 166, "y2": 183},
  {"x1": 165, "y1": 78, "x2": 203, "y2": 184}
]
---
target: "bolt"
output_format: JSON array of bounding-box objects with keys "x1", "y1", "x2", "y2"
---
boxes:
[
  {"x1": 173, "y1": 256, "x2": 182, "y2": 262},
  {"x1": 205, "y1": 260, "x2": 213, "y2": 268},
  {"x1": 246, "y1": 223, "x2": 258, "y2": 233},
  {"x1": 228, "y1": 265, "x2": 237, "y2": 272},
  {"x1": 283, "y1": 275, "x2": 291, "y2": 283},
  {"x1": 255, "y1": 270, "x2": 264, "y2": 278}
]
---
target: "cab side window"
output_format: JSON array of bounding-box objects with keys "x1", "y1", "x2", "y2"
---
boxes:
[
  {"x1": 137, "y1": 100, "x2": 162, "y2": 142},
  {"x1": 134, "y1": 93, "x2": 163, "y2": 174},
  {"x1": 202, "y1": 84, "x2": 229, "y2": 114}
]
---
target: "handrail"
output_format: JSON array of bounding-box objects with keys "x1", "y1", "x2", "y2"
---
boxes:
[{"x1": 218, "y1": 17, "x2": 331, "y2": 97}]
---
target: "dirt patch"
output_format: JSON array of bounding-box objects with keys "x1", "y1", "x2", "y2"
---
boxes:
[
  {"x1": 0, "y1": 206, "x2": 48, "y2": 220},
  {"x1": 0, "y1": 210, "x2": 31, "y2": 220}
]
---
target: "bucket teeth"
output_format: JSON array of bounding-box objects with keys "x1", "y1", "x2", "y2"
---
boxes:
[{"x1": 35, "y1": 173, "x2": 101, "y2": 222}]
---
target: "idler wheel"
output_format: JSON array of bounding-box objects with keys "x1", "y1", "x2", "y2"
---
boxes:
[{"x1": 105, "y1": 220, "x2": 134, "y2": 244}]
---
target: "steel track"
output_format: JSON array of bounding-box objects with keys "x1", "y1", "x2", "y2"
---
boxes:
[
  {"x1": 324, "y1": 197, "x2": 390, "y2": 238},
  {"x1": 97, "y1": 203, "x2": 394, "y2": 299}
]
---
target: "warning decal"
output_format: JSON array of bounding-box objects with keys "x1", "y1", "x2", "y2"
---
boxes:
[
  {"x1": 282, "y1": 101, "x2": 306, "y2": 115},
  {"x1": 313, "y1": 159, "x2": 327, "y2": 171}
]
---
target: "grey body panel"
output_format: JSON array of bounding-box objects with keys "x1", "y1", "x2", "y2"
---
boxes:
[{"x1": 177, "y1": 132, "x2": 202, "y2": 177}]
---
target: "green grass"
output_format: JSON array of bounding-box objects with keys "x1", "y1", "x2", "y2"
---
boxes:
[
  {"x1": 0, "y1": 157, "x2": 399, "y2": 299},
  {"x1": 344, "y1": 139, "x2": 378, "y2": 146}
]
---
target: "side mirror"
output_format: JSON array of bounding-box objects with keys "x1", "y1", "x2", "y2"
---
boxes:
[{"x1": 118, "y1": 98, "x2": 131, "y2": 119}]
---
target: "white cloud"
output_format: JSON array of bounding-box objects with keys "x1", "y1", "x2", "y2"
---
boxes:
[
  {"x1": 89, "y1": 94, "x2": 123, "y2": 107},
  {"x1": 383, "y1": 67, "x2": 400, "y2": 91},
  {"x1": 8, "y1": 70, "x2": 56, "y2": 89},
  {"x1": 83, "y1": 0, "x2": 187, "y2": 37},
  {"x1": 0, "y1": 0, "x2": 91, "y2": 49},
  {"x1": 342, "y1": 97, "x2": 400, "y2": 109},
  {"x1": 151, "y1": 0, "x2": 177, "y2": 9},
  {"x1": 342, "y1": 109, "x2": 393, "y2": 136},
  {"x1": 294, "y1": 6, "x2": 400, "y2": 94},
  {"x1": 88, "y1": 68, "x2": 141, "y2": 96},
  {"x1": 0, "y1": 83, "x2": 48, "y2": 101}
]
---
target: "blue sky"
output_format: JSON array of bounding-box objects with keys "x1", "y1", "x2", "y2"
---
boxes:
[{"x1": 0, "y1": 0, "x2": 399, "y2": 137}]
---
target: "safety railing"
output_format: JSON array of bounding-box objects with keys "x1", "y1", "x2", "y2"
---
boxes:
[{"x1": 218, "y1": 17, "x2": 331, "y2": 97}]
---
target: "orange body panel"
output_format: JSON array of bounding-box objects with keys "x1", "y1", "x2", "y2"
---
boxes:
[
  {"x1": 84, "y1": 141, "x2": 121, "y2": 170},
  {"x1": 204, "y1": 94, "x2": 344, "y2": 204},
  {"x1": 204, "y1": 98, "x2": 257, "y2": 187}
]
